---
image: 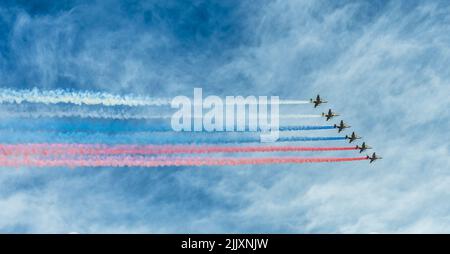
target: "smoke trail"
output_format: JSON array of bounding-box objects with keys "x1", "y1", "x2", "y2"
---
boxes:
[
  {"x1": 0, "y1": 144, "x2": 358, "y2": 156},
  {"x1": 0, "y1": 105, "x2": 173, "y2": 120},
  {"x1": 0, "y1": 88, "x2": 170, "y2": 106},
  {"x1": 0, "y1": 103, "x2": 322, "y2": 120},
  {"x1": 281, "y1": 114, "x2": 323, "y2": 118},
  {"x1": 278, "y1": 136, "x2": 346, "y2": 142},
  {"x1": 277, "y1": 100, "x2": 309, "y2": 105},
  {"x1": 0, "y1": 128, "x2": 347, "y2": 144},
  {"x1": 243, "y1": 100, "x2": 310, "y2": 105},
  {"x1": 0, "y1": 111, "x2": 323, "y2": 120},
  {"x1": 0, "y1": 88, "x2": 311, "y2": 107},
  {"x1": 0, "y1": 155, "x2": 368, "y2": 167},
  {"x1": 0, "y1": 129, "x2": 347, "y2": 144},
  {"x1": 279, "y1": 125, "x2": 335, "y2": 131},
  {"x1": 0, "y1": 117, "x2": 174, "y2": 134},
  {"x1": 0, "y1": 116, "x2": 335, "y2": 133}
]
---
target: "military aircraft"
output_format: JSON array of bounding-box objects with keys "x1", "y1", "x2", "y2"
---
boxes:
[
  {"x1": 356, "y1": 142, "x2": 372, "y2": 153},
  {"x1": 334, "y1": 120, "x2": 350, "y2": 133},
  {"x1": 345, "y1": 131, "x2": 361, "y2": 143},
  {"x1": 322, "y1": 109, "x2": 339, "y2": 121},
  {"x1": 310, "y1": 94, "x2": 327, "y2": 108},
  {"x1": 367, "y1": 152, "x2": 382, "y2": 163}
]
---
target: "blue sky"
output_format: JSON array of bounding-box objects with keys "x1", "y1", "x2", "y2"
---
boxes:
[{"x1": 0, "y1": 0, "x2": 450, "y2": 233}]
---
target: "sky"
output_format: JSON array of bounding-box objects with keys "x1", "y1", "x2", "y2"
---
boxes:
[{"x1": 0, "y1": 0, "x2": 450, "y2": 233}]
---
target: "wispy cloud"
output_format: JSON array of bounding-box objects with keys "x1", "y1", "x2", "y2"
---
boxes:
[{"x1": 0, "y1": 0, "x2": 449, "y2": 233}]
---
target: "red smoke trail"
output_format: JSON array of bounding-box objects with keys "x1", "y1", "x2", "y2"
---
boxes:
[
  {"x1": 0, "y1": 155, "x2": 368, "y2": 167},
  {"x1": 0, "y1": 144, "x2": 358, "y2": 156}
]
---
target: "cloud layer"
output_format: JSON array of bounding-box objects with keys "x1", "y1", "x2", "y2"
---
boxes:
[{"x1": 0, "y1": 0, "x2": 449, "y2": 233}]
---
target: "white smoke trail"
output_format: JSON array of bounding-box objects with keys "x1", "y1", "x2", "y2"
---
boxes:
[
  {"x1": 281, "y1": 114, "x2": 323, "y2": 118},
  {"x1": 277, "y1": 100, "x2": 310, "y2": 105},
  {"x1": 0, "y1": 88, "x2": 311, "y2": 107},
  {"x1": 0, "y1": 109, "x2": 321, "y2": 120},
  {"x1": 0, "y1": 103, "x2": 322, "y2": 120},
  {"x1": 0, "y1": 88, "x2": 170, "y2": 106},
  {"x1": 0, "y1": 107, "x2": 172, "y2": 120}
]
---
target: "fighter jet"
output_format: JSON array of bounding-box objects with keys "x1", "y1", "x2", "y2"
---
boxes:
[
  {"x1": 356, "y1": 142, "x2": 372, "y2": 153},
  {"x1": 334, "y1": 120, "x2": 350, "y2": 133},
  {"x1": 345, "y1": 131, "x2": 361, "y2": 143},
  {"x1": 322, "y1": 109, "x2": 339, "y2": 121},
  {"x1": 310, "y1": 94, "x2": 327, "y2": 108},
  {"x1": 367, "y1": 152, "x2": 382, "y2": 163}
]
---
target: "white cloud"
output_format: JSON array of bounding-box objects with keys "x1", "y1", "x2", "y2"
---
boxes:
[{"x1": 0, "y1": 0, "x2": 449, "y2": 233}]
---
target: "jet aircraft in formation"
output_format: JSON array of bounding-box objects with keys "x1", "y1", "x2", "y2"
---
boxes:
[
  {"x1": 334, "y1": 120, "x2": 350, "y2": 133},
  {"x1": 311, "y1": 94, "x2": 381, "y2": 163},
  {"x1": 345, "y1": 131, "x2": 361, "y2": 143},
  {"x1": 310, "y1": 94, "x2": 327, "y2": 108},
  {"x1": 356, "y1": 142, "x2": 372, "y2": 153},
  {"x1": 367, "y1": 152, "x2": 382, "y2": 163},
  {"x1": 322, "y1": 109, "x2": 339, "y2": 121}
]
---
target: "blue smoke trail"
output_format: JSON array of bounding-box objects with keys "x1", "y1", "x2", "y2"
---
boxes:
[
  {"x1": 278, "y1": 136, "x2": 346, "y2": 142},
  {"x1": 0, "y1": 118, "x2": 336, "y2": 133},
  {"x1": 0, "y1": 118, "x2": 171, "y2": 133},
  {"x1": 0, "y1": 129, "x2": 346, "y2": 145},
  {"x1": 279, "y1": 126, "x2": 335, "y2": 131}
]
